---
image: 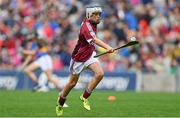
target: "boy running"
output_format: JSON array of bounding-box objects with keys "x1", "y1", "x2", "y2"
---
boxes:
[{"x1": 56, "y1": 4, "x2": 114, "y2": 116}]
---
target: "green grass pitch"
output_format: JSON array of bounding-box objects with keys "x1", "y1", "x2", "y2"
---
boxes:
[{"x1": 0, "y1": 90, "x2": 179, "y2": 117}]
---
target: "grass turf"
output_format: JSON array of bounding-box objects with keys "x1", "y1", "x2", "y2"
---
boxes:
[{"x1": 0, "y1": 90, "x2": 179, "y2": 117}]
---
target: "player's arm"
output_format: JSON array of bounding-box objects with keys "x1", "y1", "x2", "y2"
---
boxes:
[
  {"x1": 19, "y1": 55, "x2": 32, "y2": 70},
  {"x1": 22, "y1": 49, "x2": 36, "y2": 55},
  {"x1": 83, "y1": 24, "x2": 114, "y2": 53},
  {"x1": 92, "y1": 37, "x2": 114, "y2": 53},
  {"x1": 19, "y1": 49, "x2": 35, "y2": 70}
]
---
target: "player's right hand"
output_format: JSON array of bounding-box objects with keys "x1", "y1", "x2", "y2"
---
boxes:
[{"x1": 107, "y1": 47, "x2": 114, "y2": 53}]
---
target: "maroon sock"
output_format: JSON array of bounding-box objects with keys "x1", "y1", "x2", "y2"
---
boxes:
[
  {"x1": 58, "y1": 95, "x2": 66, "y2": 106},
  {"x1": 83, "y1": 89, "x2": 92, "y2": 99}
]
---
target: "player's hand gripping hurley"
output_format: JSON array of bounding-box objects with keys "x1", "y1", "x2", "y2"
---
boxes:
[{"x1": 94, "y1": 38, "x2": 139, "y2": 58}]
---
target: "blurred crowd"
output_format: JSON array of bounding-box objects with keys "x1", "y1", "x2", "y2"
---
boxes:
[{"x1": 0, "y1": 0, "x2": 180, "y2": 74}]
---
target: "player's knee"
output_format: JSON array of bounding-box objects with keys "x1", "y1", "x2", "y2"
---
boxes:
[
  {"x1": 24, "y1": 68, "x2": 30, "y2": 74},
  {"x1": 68, "y1": 81, "x2": 77, "y2": 88},
  {"x1": 96, "y1": 70, "x2": 104, "y2": 79}
]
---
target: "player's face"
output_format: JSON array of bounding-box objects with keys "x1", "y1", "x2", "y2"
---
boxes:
[{"x1": 90, "y1": 12, "x2": 101, "y2": 24}]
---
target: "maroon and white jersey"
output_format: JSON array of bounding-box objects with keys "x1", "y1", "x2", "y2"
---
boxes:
[{"x1": 72, "y1": 18, "x2": 97, "y2": 62}]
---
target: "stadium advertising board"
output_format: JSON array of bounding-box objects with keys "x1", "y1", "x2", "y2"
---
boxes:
[{"x1": 0, "y1": 70, "x2": 137, "y2": 91}]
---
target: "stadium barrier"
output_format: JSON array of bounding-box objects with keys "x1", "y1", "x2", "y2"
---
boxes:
[
  {"x1": 141, "y1": 73, "x2": 177, "y2": 92},
  {"x1": 0, "y1": 69, "x2": 179, "y2": 92},
  {"x1": 0, "y1": 70, "x2": 137, "y2": 91}
]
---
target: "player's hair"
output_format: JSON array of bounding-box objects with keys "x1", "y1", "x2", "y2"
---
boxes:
[
  {"x1": 86, "y1": 3, "x2": 102, "y2": 18},
  {"x1": 36, "y1": 38, "x2": 47, "y2": 48}
]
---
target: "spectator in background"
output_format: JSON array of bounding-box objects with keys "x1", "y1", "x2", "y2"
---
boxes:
[{"x1": 0, "y1": 0, "x2": 179, "y2": 74}]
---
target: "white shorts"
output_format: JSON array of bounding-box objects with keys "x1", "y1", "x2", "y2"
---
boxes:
[
  {"x1": 69, "y1": 52, "x2": 99, "y2": 74},
  {"x1": 35, "y1": 55, "x2": 53, "y2": 71}
]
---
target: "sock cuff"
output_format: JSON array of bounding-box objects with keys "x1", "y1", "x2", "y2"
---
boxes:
[
  {"x1": 60, "y1": 95, "x2": 66, "y2": 100},
  {"x1": 86, "y1": 88, "x2": 92, "y2": 94}
]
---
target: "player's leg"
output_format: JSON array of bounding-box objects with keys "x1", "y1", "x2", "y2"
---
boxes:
[
  {"x1": 61, "y1": 74, "x2": 79, "y2": 98},
  {"x1": 24, "y1": 62, "x2": 40, "y2": 84},
  {"x1": 80, "y1": 62, "x2": 104, "y2": 110},
  {"x1": 58, "y1": 74, "x2": 79, "y2": 107},
  {"x1": 56, "y1": 74, "x2": 79, "y2": 116},
  {"x1": 38, "y1": 55, "x2": 61, "y2": 91},
  {"x1": 56, "y1": 59, "x2": 84, "y2": 116},
  {"x1": 86, "y1": 62, "x2": 104, "y2": 93},
  {"x1": 44, "y1": 69, "x2": 61, "y2": 91},
  {"x1": 59, "y1": 59, "x2": 83, "y2": 100}
]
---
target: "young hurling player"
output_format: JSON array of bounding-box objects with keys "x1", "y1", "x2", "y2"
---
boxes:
[
  {"x1": 56, "y1": 4, "x2": 114, "y2": 116},
  {"x1": 21, "y1": 35, "x2": 62, "y2": 92}
]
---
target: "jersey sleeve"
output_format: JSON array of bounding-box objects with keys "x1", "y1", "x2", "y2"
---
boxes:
[
  {"x1": 31, "y1": 42, "x2": 38, "y2": 50},
  {"x1": 82, "y1": 22, "x2": 96, "y2": 43}
]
